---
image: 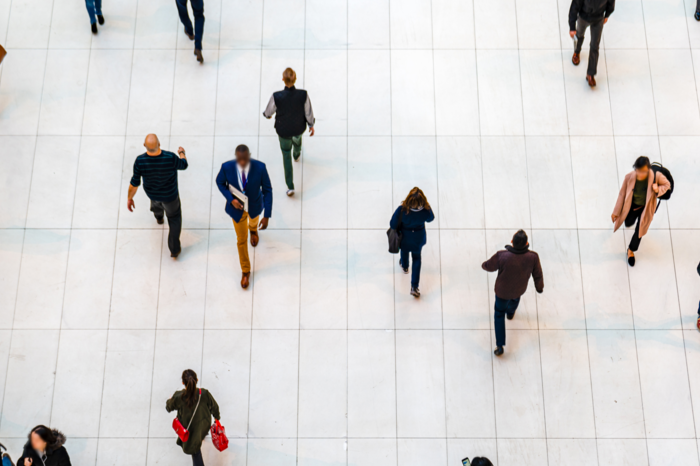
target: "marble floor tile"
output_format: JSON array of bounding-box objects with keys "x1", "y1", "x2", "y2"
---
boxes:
[
  {"x1": 5, "y1": 0, "x2": 53, "y2": 48},
  {"x1": 474, "y1": 0, "x2": 518, "y2": 49},
  {"x1": 37, "y1": 50, "x2": 89, "y2": 135},
  {"x1": 95, "y1": 439, "x2": 148, "y2": 466},
  {"x1": 219, "y1": 0, "x2": 264, "y2": 49},
  {"x1": 248, "y1": 330, "x2": 299, "y2": 437},
  {"x1": 389, "y1": 0, "x2": 433, "y2": 49},
  {"x1": 432, "y1": 0, "x2": 475, "y2": 48},
  {"x1": 604, "y1": 0, "x2": 648, "y2": 49},
  {"x1": 660, "y1": 136, "x2": 700, "y2": 229},
  {"x1": 642, "y1": 0, "x2": 690, "y2": 48},
  {"x1": 262, "y1": 0, "x2": 306, "y2": 49},
  {"x1": 248, "y1": 439, "x2": 297, "y2": 466},
  {"x1": 305, "y1": 0, "x2": 347, "y2": 49},
  {"x1": 126, "y1": 50, "x2": 176, "y2": 136},
  {"x1": 477, "y1": 51, "x2": 524, "y2": 136},
  {"x1": 396, "y1": 330, "x2": 447, "y2": 437},
  {"x1": 170, "y1": 49, "x2": 219, "y2": 136},
  {"x1": 0, "y1": 230, "x2": 23, "y2": 327},
  {"x1": 348, "y1": 51, "x2": 391, "y2": 136},
  {"x1": 348, "y1": 439, "x2": 397, "y2": 466},
  {"x1": 607, "y1": 49, "x2": 658, "y2": 136},
  {"x1": 498, "y1": 439, "x2": 547, "y2": 466},
  {"x1": 547, "y1": 439, "x2": 598, "y2": 466},
  {"x1": 434, "y1": 51, "x2": 480, "y2": 136},
  {"x1": 0, "y1": 136, "x2": 36, "y2": 228},
  {"x1": 516, "y1": 0, "x2": 561, "y2": 49},
  {"x1": 133, "y1": 0, "x2": 178, "y2": 49},
  {"x1": 300, "y1": 230, "x2": 347, "y2": 329},
  {"x1": 648, "y1": 439, "x2": 700, "y2": 466},
  {"x1": 0, "y1": 50, "x2": 47, "y2": 135},
  {"x1": 588, "y1": 330, "x2": 646, "y2": 438},
  {"x1": 649, "y1": 49, "x2": 700, "y2": 136},
  {"x1": 347, "y1": 136, "x2": 393, "y2": 228},
  {"x1": 482, "y1": 138, "x2": 531, "y2": 229},
  {"x1": 348, "y1": 330, "x2": 396, "y2": 437},
  {"x1": 301, "y1": 136, "x2": 347, "y2": 228},
  {"x1": 215, "y1": 50, "x2": 261, "y2": 136},
  {"x1": 391, "y1": 50, "x2": 436, "y2": 136},
  {"x1": 348, "y1": 0, "x2": 390, "y2": 49},
  {"x1": 397, "y1": 439, "x2": 447, "y2": 466},
  {"x1": 436, "y1": 137, "x2": 484, "y2": 229},
  {"x1": 520, "y1": 50, "x2": 569, "y2": 136},
  {"x1": 597, "y1": 439, "x2": 649, "y2": 466},
  {"x1": 492, "y1": 330, "x2": 546, "y2": 438},
  {"x1": 298, "y1": 439, "x2": 346, "y2": 466},
  {"x1": 298, "y1": 330, "x2": 347, "y2": 437},
  {"x1": 670, "y1": 230, "x2": 700, "y2": 329},
  {"x1": 89, "y1": 0, "x2": 138, "y2": 49}
]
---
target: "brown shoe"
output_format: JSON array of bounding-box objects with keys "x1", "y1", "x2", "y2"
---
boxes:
[
  {"x1": 241, "y1": 272, "x2": 250, "y2": 289},
  {"x1": 185, "y1": 28, "x2": 194, "y2": 40},
  {"x1": 586, "y1": 75, "x2": 596, "y2": 87},
  {"x1": 194, "y1": 49, "x2": 203, "y2": 63},
  {"x1": 572, "y1": 53, "x2": 580, "y2": 66},
  {"x1": 250, "y1": 231, "x2": 259, "y2": 247}
]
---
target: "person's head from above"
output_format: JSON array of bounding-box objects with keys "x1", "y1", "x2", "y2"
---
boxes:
[
  {"x1": 633, "y1": 156, "x2": 651, "y2": 180},
  {"x1": 402, "y1": 187, "x2": 431, "y2": 213},
  {"x1": 471, "y1": 458, "x2": 494, "y2": 466},
  {"x1": 144, "y1": 134, "x2": 161, "y2": 156},
  {"x1": 29, "y1": 425, "x2": 56, "y2": 452},
  {"x1": 235, "y1": 144, "x2": 251, "y2": 169},
  {"x1": 182, "y1": 369, "x2": 198, "y2": 408},
  {"x1": 283, "y1": 67, "x2": 297, "y2": 88},
  {"x1": 512, "y1": 229, "x2": 529, "y2": 250}
]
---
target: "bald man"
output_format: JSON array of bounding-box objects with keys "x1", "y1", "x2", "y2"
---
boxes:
[{"x1": 128, "y1": 134, "x2": 189, "y2": 257}]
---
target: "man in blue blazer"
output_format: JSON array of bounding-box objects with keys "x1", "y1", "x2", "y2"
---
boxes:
[{"x1": 216, "y1": 144, "x2": 273, "y2": 289}]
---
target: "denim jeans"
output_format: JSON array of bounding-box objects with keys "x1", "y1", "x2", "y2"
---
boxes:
[
  {"x1": 150, "y1": 197, "x2": 182, "y2": 255},
  {"x1": 175, "y1": 0, "x2": 205, "y2": 50},
  {"x1": 278, "y1": 135, "x2": 302, "y2": 190},
  {"x1": 494, "y1": 295, "x2": 521, "y2": 347},
  {"x1": 85, "y1": 0, "x2": 103, "y2": 24},
  {"x1": 400, "y1": 247, "x2": 422, "y2": 289}
]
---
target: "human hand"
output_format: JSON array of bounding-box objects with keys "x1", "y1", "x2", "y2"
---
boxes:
[
  {"x1": 569, "y1": 30, "x2": 576, "y2": 38},
  {"x1": 603, "y1": 17, "x2": 608, "y2": 24},
  {"x1": 127, "y1": 199, "x2": 135, "y2": 212},
  {"x1": 232, "y1": 199, "x2": 243, "y2": 210},
  {"x1": 611, "y1": 214, "x2": 619, "y2": 223},
  {"x1": 178, "y1": 147, "x2": 186, "y2": 158},
  {"x1": 25, "y1": 458, "x2": 33, "y2": 466},
  {"x1": 652, "y1": 183, "x2": 659, "y2": 194},
  {"x1": 309, "y1": 127, "x2": 315, "y2": 137},
  {"x1": 259, "y1": 217, "x2": 269, "y2": 230}
]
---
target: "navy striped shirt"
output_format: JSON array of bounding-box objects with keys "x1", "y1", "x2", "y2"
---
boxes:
[{"x1": 130, "y1": 151, "x2": 188, "y2": 202}]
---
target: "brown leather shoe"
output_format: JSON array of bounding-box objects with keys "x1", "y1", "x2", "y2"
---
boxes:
[
  {"x1": 185, "y1": 28, "x2": 194, "y2": 40},
  {"x1": 572, "y1": 53, "x2": 580, "y2": 66},
  {"x1": 586, "y1": 75, "x2": 596, "y2": 87},
  {"x1": 241, "y1": 272, "x2": 250, "y2": 289},
  {"x1": 250, "y1": 231, "x2": 259, "y2": 247},
  {"x1": 194, "y1": 49, "x2": 203, "y2": 63}
]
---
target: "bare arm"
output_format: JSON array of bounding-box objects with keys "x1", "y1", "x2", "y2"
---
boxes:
[{"x1": 127, "y1": 184, "x2": 139, "y2": 212}]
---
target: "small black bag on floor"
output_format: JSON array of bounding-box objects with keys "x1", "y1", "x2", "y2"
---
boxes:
[{"x1": 387, "y1": 209, "x2": 403, "y2": 254}]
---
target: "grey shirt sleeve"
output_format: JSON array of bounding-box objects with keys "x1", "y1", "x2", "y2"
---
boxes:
[
  {"x1": 262, "y1": 95, "x2": 276, "y2": 118},
  {"x1": 304, "y1": 94, "x2": 315, "y2": 127}
]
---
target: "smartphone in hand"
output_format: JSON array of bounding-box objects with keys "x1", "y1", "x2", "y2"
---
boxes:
[{"x1": 462, "y1": 458, "x2": 471, "y2": 466}]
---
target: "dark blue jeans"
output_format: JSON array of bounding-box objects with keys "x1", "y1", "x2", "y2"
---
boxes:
[
  {"x1": 175, "y1": 0, "x2": 205, "y2": 50},
  {"x1": 400, "y1": 247, "x2": 422, "y2": 289},
  {"x1": 85, "y1": 0, "x2": 102, "y2": 24},
  {"x1": 494, "y1": 295, "x2": 520, "y2": 347},
  {"x1": 191, "y1": 450, "x2": 204, "y2": 466}
]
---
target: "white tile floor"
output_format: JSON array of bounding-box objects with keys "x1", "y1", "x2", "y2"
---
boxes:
[{"x1": 1, "y1": 0, "x2": 700, "y2": 464}]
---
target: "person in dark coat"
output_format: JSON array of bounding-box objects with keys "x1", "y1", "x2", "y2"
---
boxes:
[
  {"x1": 696, "y1": 261, "x2": 700, "y2": 330},
  {"x1": 17, "y1": 425, "x2": 71, "y2": 466},
  {"x1": 215, "y1": 144, "x2": 273, "y2": 289},
  {"x1": 569, "y1": 0, "x2": 615, "y2": 87},
  {"x1": 482, "y1": 230, "x2": 544, "y2": 357},
  {"x1": 389, "y1": 187, "x2": 435, "y2": 298},
  {"x1": 166, "y1": 369, "x2": 221, "y2": 466}
]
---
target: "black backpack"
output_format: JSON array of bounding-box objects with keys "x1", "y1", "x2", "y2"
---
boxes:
[{"x1": 650, "y1": 162, "x2": 674, "y2": 201}]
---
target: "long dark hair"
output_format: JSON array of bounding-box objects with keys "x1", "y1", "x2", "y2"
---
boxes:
[
  {"x1": 182, "y1": 369, "x2": 198, "y2": 408},
  {"x1": 29, "y1": 425, "x2": 56, "y2": 445},
  {"x1": 401, "y1": 187, "x2": 431, "y2": 214}
]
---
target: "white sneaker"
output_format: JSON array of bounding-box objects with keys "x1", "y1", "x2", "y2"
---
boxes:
[{"x1": 286, "y1": 189, "x2": 295, "y2": 196}]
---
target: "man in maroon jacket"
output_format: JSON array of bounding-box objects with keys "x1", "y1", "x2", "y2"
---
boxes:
[{"x1": 482, "y1": 230, "x2": 544, "y2": 356}]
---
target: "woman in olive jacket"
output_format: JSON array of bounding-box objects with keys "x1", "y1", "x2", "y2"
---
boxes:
[{"x1": 166, "y1": 369, "x2": 221, "y2": 466}]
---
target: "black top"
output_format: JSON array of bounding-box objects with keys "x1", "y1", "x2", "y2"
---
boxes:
[
  {"x1": 17, "y1": 430, "x2": 71, "y2": 466},
  {"x1": 569, "y1": 0, "x2": 615, "y2": 30},
  {"x1": 130, "y1": 150, "x2": 188, "y2": 202},
  {"x1": 273, "y1": 86, "x2": 309, "y2": 138}
]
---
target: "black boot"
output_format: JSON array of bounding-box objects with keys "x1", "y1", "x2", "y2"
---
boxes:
[
  {"x1": 97, "y1": 14, "x2": 105, "y2": 25},
  {"x1": 91, "y1": 23, "x2": 98, "y2": 34}
]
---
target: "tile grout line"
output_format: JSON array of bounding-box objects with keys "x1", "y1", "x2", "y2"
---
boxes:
[
  {"x1": 554, "y1": 1, "x2": 602, "y2": 464},
  {"x1": 427, "y1": 0, "x2": 450, "y2": 461},
  {"x1": 513, "y1": 0, "x2": 550, "y2": 462},
  {"x1": 245, "y1": 0, "x2": 266, "y2": 462},
  {"x1": 0, "y1": 0, "x2": 55, "y2": 436},
  {"x1": 92, "y1": 0, "x2": 138, "y2": 458},
  {"x1": 346, "y1": 0, "x2": 350, "y2": 461}
]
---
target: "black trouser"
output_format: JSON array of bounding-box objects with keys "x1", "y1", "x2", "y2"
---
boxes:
[
  {"x1": 624, "y1": 204, "x2": 644, "y2": 252},
  {"x1": 191, "y1": 450, "x2": 204, "y2": 466},
  {"x1": 575, "y1": 17, "x2": 604, "y2": 77},
  {"x1": 150, "y1": 197, "x2": 182, "y2": 255}
]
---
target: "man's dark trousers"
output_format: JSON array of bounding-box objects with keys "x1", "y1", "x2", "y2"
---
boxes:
[
  {"x1": 175, "y1": 0, "x2": 205, "y2": 50},
  {"x1": 494, "y1": 295, "x2": 521, "y2": 347},
  {"x1": 575, "y1": 17, "x2": 604, "y2": 76},
  {"x1": 151, "y1": 197, "x2": 182, "y2": 255}
]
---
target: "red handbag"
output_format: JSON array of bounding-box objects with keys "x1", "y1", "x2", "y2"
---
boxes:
[
  {"x1": 210, "y1": 419, "x2": 229, "y2": 451},
  {"x1": 172, "y1": 389, "x2": 201, "y2": 443}
]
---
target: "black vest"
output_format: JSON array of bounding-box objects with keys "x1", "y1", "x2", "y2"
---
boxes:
[{"x1": 273, "y1": 86, "x2": 308, "y2": 138}]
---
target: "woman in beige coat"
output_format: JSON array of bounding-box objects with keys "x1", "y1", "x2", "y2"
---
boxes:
[{"x1": 611, "y1": 156, "x2": 671, "y2": 266}]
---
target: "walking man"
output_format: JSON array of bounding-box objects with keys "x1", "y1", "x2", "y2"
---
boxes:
[
  {"x1": 482, "y1": 230, "x2": 544, "y2": 357},
  {"x1": 127, "y1": 134, "x2": 188, "y2": 258},
  {"x1": 215, "y1": 144, "x2": 273, "y2": 289},
  {"x1": 569, "y1": 0, "x2": 615, "y2": 87},
  {"x1": 176, "y1": 0, "x2": 205, "y2": 63},
  {"x1": 262, "y1": 67, "x2": 315, "y2": 197}
]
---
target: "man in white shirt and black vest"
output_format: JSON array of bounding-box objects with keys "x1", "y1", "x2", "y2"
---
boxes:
[{"x1": 262, "y1": 68, "x2": 315, "y2": 197}]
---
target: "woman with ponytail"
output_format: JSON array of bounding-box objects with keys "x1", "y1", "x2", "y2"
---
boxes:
[
  {"x1": 166, "y1": 369, "x2": 221, "y2": 466},
  {"x1": 389, "y1": 187, "x2": 435, "y2": 298}
]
